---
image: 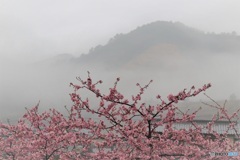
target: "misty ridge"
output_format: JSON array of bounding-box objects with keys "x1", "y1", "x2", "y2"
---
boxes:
[
  {"x1": 1, "y1": 21, "x2": 240, "y2": 122},
  {"x1": 76, "y1": 21, "x2": 240, "y2": 69}
]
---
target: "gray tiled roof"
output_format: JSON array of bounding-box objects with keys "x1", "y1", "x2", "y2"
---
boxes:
[{"x1": 156, "y1": 121, "x2": 240, "y2": 135}]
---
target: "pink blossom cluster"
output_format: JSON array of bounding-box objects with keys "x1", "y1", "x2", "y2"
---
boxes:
[{"x1": 0, "y1": 74, "x2": 239, "y2": 160}]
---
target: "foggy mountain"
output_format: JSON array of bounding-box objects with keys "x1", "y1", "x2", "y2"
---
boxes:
[
  {"x1": 1, "y1": 21, "x2": 240, "y2": 122},
  {"x1": 75, "y1": 21, "x2": 240, "y2": 70}
]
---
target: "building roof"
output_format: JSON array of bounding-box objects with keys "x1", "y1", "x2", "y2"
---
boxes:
[{"x1": 156, "y1": 120, "x2": 240, "y2": 135}]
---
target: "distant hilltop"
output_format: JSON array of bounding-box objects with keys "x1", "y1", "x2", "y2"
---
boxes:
[{"x1": 74, "y1": 21, "x2": 240, "y2": 70}]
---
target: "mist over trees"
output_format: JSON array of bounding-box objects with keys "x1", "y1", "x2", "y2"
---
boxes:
[{"x1": 0, "y1": 21, "x2": 240, "y2": 122}]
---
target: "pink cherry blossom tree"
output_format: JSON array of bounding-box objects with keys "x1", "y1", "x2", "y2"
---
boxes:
[{"x1": 0, "y1": 72, "x2": 239, "y2": 160}]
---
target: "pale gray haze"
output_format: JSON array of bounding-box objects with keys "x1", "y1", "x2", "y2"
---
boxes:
[{"x1": 1, "y1": 0, "x2": 240, "y2": 122}]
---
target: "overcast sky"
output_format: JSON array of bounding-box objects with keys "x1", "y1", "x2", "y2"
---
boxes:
[{"x1": 1, "y1": 0, "x2": 240, "y2": 63}]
